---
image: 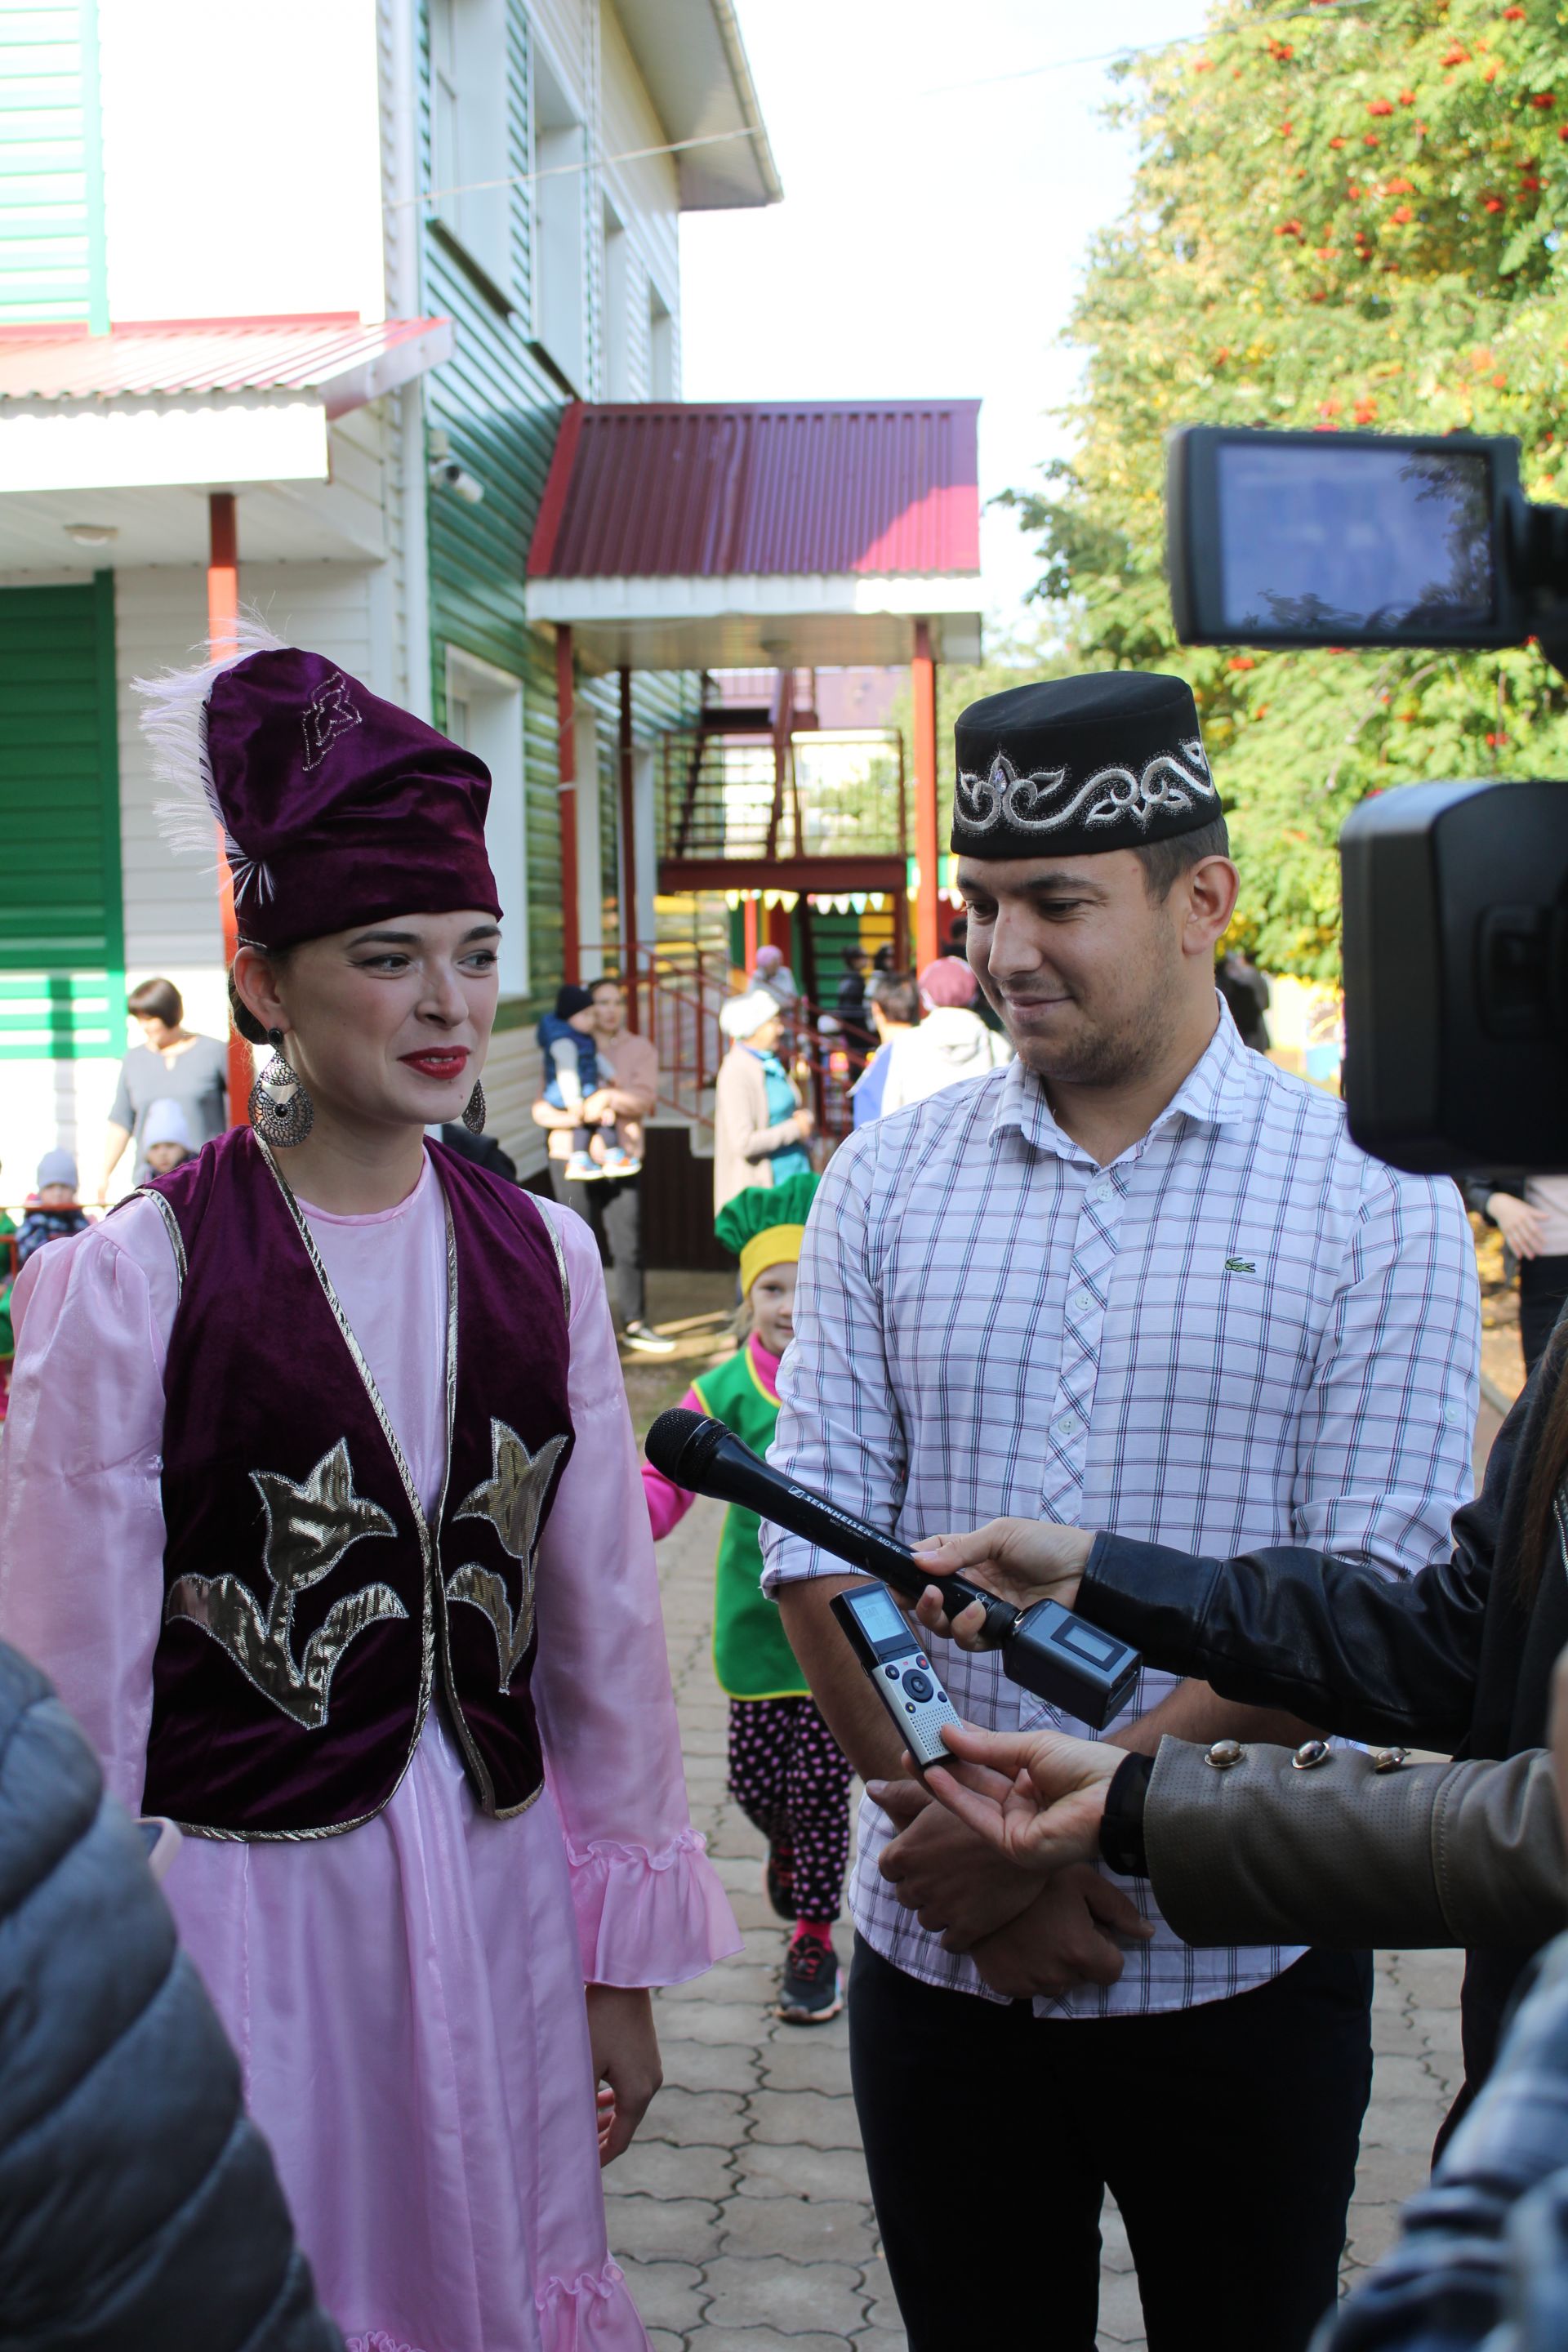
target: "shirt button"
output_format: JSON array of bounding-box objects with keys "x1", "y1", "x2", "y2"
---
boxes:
[
  {"x1": 1055, "y1": 1412, "x2": 1080, "y2": 1440},
  {"x1": 1071, "y1": 1288, "x2": 1094, "y2": 1314},
  {"x1": 1088, "y1": 1184, "x2": 1112, "y2": 1205}
]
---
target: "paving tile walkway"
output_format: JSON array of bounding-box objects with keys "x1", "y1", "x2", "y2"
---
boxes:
[{"x1": 618, "y1": 1494, "x2": 1464, "y2": 2350}]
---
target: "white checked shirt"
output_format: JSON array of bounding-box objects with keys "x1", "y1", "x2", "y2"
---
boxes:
[{"x1": 761, "y1": 1004, "x2": 1480, "y2": 2017}]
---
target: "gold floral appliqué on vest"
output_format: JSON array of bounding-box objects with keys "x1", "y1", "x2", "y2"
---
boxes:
[
  {"x1": 446, "y1": 1419, "x2": 569, "y2": 1687},
  {"x1": 166, "y1": 1437, "x2": 406, "y2": 1727}
]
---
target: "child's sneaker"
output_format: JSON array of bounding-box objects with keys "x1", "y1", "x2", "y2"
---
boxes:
[
  {"x1": 777, "y1": 1927, "x2": 844, "y2": 2025},
  {"x1": 600, "y1": 1146, "x2": 643, "y2": 1178},
  {"x1": 764, "y1": 1842, "x2": 795, "y2": 1921},
  {"x1": 564, "y1": 1149, "x2": 600, "y2": 1183}
]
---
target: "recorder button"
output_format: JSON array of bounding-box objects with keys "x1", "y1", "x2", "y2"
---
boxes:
[
  {"x1": 884, "y1": 1664, "x2": 900, "y2": 1679},
  {"x1": 905, "y1": 1700, "x2": 917, "y2": 1714},
  {"x1": 903, "y1": 1672, "x2": 934, "y2": 1704}
]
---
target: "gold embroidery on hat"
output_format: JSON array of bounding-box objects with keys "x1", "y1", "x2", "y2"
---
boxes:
[
  {"x1": 166, "y1": 1437, "x2": 403, "y2": 1728},
  {"x1": 447, "y1": 1419, "x2": 569, "y2": 1688}
]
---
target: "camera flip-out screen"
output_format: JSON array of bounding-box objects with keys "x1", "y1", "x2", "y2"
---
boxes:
[{"x1": 1169, "y1": 426, "x2": 1523, "y2": 651}]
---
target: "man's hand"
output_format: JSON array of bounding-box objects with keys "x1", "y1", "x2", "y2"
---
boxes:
[
  {"x1": 921, "y1": 1724, "x2": 1122, "y2": 1873},
  {"x1": 868, "y1": 1775, "x2": 1041, "y2": 1948},
  {"x1": 966, "y1": 1867, "x2": 1152, "y2": 2002},
  {"x1": 909, "y1": 1519, "x2": 1096, "y2": 1644}
]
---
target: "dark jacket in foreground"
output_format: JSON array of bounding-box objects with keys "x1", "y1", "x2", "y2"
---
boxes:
[
  {"x1": 0, "y1": 1641, "x2": 341, "y2": 2352},
  {"x1": 1317, "y1": 1931, "x2": 1568, "y2": 2352},
  {"x1": 1079, "y1": 1360, "x2": 1567, "y2": 2093}
]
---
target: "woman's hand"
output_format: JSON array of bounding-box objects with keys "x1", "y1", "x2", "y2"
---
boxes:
[
  {"x1": 1489, "y1": 1190, "x2": 1547, "y2": 1260},
  {"x1": 909, "y1": 1518, "x2": 1096, "y2": 1648},
  {"x1": 920, "y1": 1723, "x2": 1123, "y2": 1873},
  {"x1": 586, "y1": 1985, "x2": 662, "y2": 2166}
]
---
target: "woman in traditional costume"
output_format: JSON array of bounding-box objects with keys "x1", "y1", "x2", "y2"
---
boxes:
[{"x1": 0, "y1": 630, "x2": 738, "y2": 2352}]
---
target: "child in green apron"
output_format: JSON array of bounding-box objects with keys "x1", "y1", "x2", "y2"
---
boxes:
[{"x1": 642, "y1": 1173, "x2": 853, "y2": 2024}]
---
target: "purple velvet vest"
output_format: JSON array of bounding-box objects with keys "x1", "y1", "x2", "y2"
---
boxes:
[{"x1": 139, "y1": 1129, "x2": 573, "y2": 1840}]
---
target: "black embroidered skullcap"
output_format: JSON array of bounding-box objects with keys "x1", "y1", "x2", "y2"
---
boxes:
[{"x1": 951, "y1": 672, "x2": 1220, "y2": 862}]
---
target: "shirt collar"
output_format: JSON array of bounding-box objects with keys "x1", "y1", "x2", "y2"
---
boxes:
[{"x1": 989, "y1": 993, "x2": 1257, "y2": 1165}]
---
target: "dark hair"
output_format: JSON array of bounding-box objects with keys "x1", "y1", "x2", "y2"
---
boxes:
[
  {"x1": 227, "y1": 951, "x2": 292, "y2": 1048},
  {"x1": 1520, "y1": 1334, "x2": 1568, "y2": 1604},
  {"x1": 843, "y1": 947, "x2": 868, "y2": 969},
  {"x1": 588, "y1": 972, "x2": 624, "y2": 995},
  {"x1": 1135, "y1": 814, "x2": 1232, "y2": 902},
  {"x1": 871, "y1": 973, "x2": 920, "y2": 1026},
  {"x1": 127, "y1": 976, "x2": 184, "y2": 1028}
]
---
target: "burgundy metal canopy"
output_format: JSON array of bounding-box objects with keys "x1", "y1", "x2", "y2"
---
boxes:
[{"x1": 528, "y1": 399, "x2": 981, "y2": 582}]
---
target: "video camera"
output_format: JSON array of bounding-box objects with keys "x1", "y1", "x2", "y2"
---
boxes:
[{"x1": 1167, "y1": 425, "x2": 1568, "y2": 1174}]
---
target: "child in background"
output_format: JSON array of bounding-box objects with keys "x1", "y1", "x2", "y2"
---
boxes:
[
  {"x1": 16, "y1": 1150, "x2": 89, "y2": 1267},
  {"x1": 537, "y1": 984, "x2": 640, "y2": 1182},
  {"x1": 641, "y1": 1172, "x2": 853, "y2": 2025},
  {"x1": 133, "y1": 1098, "x2": 195, "y2": 1187}
]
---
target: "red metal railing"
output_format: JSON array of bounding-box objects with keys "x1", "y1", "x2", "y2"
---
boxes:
[{"x1": 627, "y1": 945, "x2": 862, "y2": 1158}]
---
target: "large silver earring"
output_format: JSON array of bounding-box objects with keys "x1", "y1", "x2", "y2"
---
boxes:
[
  {"x1": 462, "y1": 1080, "x2": 487, "y2": 1135},
  {"x1": 250, "y1": 1029, "x2": 314, "y2": 1147}
]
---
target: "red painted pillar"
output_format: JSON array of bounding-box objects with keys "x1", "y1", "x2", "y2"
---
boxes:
[
  {"x1": 618, "y1": 663, "x2": 639, "y2": 1027},
  {"x1": 742, "y1": 894, "x2": 760, "y2": 974},
  {"x1": 207, "y1": 492, "x2": 252, "y2": 1128},
  {"x1": 556, "y1": 626, "x2": 581, "y2": 985},
  {"x1": 912, "y1": 618, "x2": 940, "y2": 973}
]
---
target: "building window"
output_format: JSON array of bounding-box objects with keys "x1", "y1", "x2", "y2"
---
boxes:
[
  {"x1": 648, "y1": 285, "x2": 675, "y2": 400},
  {"x1": 429, "y1": 0, "x2": 511, "y2": 300},
  {"x1": 533, "y1": 48, "x2": 585, "y2": 390},
  {"x1": 602, "y1": 197, "x2": 634, "y2": 399},
  {"x1": 445, "y1": 649, "x2": 528, "y2": 1000}
]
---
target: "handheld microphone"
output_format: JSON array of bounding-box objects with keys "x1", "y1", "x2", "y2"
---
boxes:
[{"x1": 644, "y1": 1408, "x2": 1141, "y2": 1729}]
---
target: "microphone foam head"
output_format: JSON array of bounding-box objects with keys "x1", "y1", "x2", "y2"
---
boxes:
[{"x1": 644, "y1": 1406, "x2": 720, "y2": 1483}]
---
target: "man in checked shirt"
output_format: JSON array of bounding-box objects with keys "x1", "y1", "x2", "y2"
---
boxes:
[{"x1": 764, "y1": 673, "x2": 1479, "y2": 2352}]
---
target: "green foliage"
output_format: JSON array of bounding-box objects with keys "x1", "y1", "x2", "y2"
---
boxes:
[{"x1": 1014, "y1": 0, "x2": 1568, "y2": 978}]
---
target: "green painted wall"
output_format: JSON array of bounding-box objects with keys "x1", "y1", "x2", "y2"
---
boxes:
[
  {"x1": 416, "y1": 0, "x2": 694, "y2": 1014},
  {"x1": 0, "y1": 0, "x2": 108, "y2": 329},
  {"x1": 0, "y1": 573, "x2": 124, "y2": 1057}
]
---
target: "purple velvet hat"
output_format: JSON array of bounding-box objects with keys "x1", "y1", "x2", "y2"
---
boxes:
[{"x1": 140, "y1": 630, "x2": 500, "y2": 952}]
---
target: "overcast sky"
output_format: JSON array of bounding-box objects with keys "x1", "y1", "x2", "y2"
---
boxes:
[{"x1": 679, "y1": 2, "x2": 1211, "y2": 638}]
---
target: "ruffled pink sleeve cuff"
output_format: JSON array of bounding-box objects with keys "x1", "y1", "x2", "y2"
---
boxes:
[{"x1": 566, "y1": 1828, "x2": 743, "y2": 1989}]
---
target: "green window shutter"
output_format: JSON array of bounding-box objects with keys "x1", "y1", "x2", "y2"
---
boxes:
[
  {"x1": 0, "y1": 575, "x2": 124, "y2": 1058},
  {"x1": 0, "y1": 0, "x2": 108, "y2": 329}
]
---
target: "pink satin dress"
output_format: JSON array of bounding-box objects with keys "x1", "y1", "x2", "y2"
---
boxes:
[{"x1": 0, "y1": 1152, "x2": 738, "y2": 2352}]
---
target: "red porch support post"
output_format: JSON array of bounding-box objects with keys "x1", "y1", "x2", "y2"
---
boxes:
[
  {"x1": 912, "y1": 618, "x2": 940, "y2": 973},
  {"x1": 617, "y1": 663, "x2": 639, "y2": 1027},
  {"x1": 742, "y1": 894, "x2": 760, "y2": 974},
  {"x1": 556, "y1": 626, "x2": 581, "y2": 984},
  {"x1": 207, "y1": 492, "x2": 252, "y2": 1129}
]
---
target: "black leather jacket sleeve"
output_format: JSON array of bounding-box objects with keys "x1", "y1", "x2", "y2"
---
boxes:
[{"x1": 1077, "y1": 1379, "x2": 1526, "y2": 1756}]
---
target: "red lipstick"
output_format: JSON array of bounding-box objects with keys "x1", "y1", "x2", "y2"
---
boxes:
[{"x1": 399, "y1": 1047, "x2": 470, "y2": 1080}]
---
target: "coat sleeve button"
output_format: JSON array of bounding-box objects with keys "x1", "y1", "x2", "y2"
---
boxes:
[
  {"x1": 1205, "y1": 1738, "x2": 1244, "y2": 1770},
  {"x1": 1291, "y1": 1739, "x2": 1332, "y2": 1771},
  {"x1": 1370, "y1": 1746, "x2": 1410, "y2": 1773}
]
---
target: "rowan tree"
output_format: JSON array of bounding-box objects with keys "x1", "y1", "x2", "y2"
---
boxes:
[{"x1": 1008, "y1": 0, "x2": 1568, "y2": 976}]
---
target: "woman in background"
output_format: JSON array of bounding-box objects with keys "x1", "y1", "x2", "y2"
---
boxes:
[{"x1": 99, "y1": 975, "x2": 228, "y2": 1201}]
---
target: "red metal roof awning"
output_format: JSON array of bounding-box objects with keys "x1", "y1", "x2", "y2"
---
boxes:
[
  {"x1": 0, "y1": 314, "x2": 453, "y2": 420},
  {"x1": 529, "y1": 398, "x2": 980, "y2": 580},
  {"x1": 525, "y1": 399, "x2": 983, "y2": 671}
]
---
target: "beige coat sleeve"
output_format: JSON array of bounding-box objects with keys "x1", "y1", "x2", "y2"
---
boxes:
[
  {"x1": 1144, "y1": 1738, "x2": 1566, "y2": 1951},
  {"x1": 712, "y1": 1046, "x2": 803, "y2": 1210}
]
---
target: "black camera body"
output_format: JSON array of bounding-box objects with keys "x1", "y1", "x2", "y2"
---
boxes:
[{"x1": 1167, "y1": 423, "x2": 1568, "y2": 1174}]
